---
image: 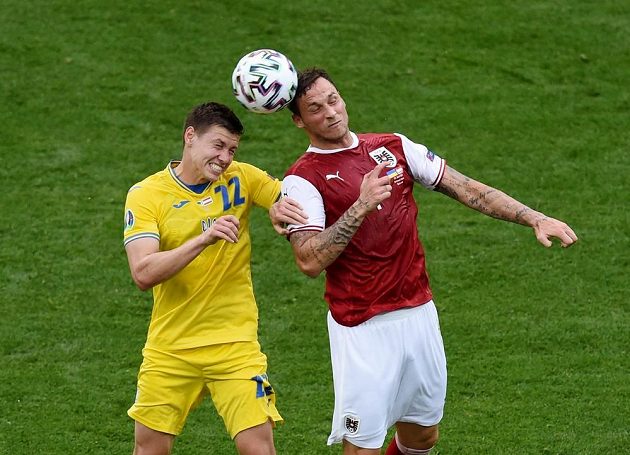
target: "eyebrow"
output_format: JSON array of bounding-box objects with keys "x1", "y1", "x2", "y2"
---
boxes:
[{"x1": 307, "y1": 91, "x2": 338, "y2": 107}]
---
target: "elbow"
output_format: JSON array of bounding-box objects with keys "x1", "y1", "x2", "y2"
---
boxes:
[
  {"x1": 296, "y1": 259, "x2": 323, "y2": 278},
  {"x1": 136, "y1": 281, "x2": 153, "y2": 292},
  {"x1": 131, "y1": 271, "x2": 155, "y2": 292}
]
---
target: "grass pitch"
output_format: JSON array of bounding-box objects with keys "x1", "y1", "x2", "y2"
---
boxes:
[{"x1": 1, "y1": 1, "x2": 628, "y2": 453}]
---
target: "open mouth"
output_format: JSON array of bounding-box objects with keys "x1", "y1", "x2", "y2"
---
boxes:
[{"x1": 208, "y1": 162, "x2": 223, "y2": 173}]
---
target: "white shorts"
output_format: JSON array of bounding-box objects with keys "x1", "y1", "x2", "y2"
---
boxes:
[{"x1": 326, "y1": 301, "x2": 447, "y2": 449}]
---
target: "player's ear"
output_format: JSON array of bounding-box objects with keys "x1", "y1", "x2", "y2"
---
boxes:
[
  {"x1": 183, "y1": 126, "x2": 196, "y2": 145},
  {"x1": 292, "y1": 113, "x2": 305, "y2": 129}
]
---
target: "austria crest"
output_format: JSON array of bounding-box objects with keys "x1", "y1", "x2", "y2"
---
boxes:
[
  {"x1": 344, "y1": 414, "x2": 360, "y2": 434},
  {"x1": 369, "y1": 147, "x2": 397, "y2": 167}
]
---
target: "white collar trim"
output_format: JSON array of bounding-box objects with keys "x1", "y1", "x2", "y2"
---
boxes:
[{"x1": 306, "y1": 132, "x2": 359, "y2": 154}]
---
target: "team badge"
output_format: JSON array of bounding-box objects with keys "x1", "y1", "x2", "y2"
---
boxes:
[
  {"x1": 344, "y1": 414, "x2": 360, "y2": 434},
  {"x1": 124, "y1": 209, "x2": 135, "y2": 231},
  {"x1": 369, "y1": 147, "x2": 397, "y2": 168},
  {"x1": 426, "y1": 149, "x2": 435, "y2": 161}
]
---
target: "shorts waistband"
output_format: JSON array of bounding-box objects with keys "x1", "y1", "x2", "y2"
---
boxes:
[{"x1": 369, "y1": 301, "x2": 434, "y2": 322}]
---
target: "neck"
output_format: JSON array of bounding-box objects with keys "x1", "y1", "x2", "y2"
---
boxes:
[{"x1": 173, "y1": 161, "x2": 209, "y2": 186}]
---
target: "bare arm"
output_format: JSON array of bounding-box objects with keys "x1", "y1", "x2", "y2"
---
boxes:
[
  {"x1": 125, "y1": 215, "x2": 240, "y2": 291},
  {"x1": 289, "y1": 162, "x2": 393, "y2": 277},
  {"x1": 435, "y1": 165, "x2": 578, "y2": 247}
]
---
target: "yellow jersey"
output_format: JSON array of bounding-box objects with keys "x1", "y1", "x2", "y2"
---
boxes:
[{"x1": 123, "y1": 160, "x2": 281, "y2": 350}]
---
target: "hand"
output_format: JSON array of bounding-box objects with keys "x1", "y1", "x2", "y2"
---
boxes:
[
  {"x1": 533, "y1": 216, "x2": 578, "y2": 248},
  {"x1": 269, "y1": 197, "x2": 309, "y2": 235},
  {"x1": 201, "y1": 215, "x2": 240, "y2": 245},
  {"x1": 356, "y1": 162, "x2": 393, "y2": 214}
]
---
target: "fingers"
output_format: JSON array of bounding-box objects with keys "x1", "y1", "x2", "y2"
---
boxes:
[
  {"x1": 357, "y1": 162, "x2": 395, "y2": 212},
  {"x1": 272, "y1": 225, "x2": 289, "y2": 236},
  {"x1": 559, "y1": 228, "x2": 578, "y2": 248},
  {"x1": 536, "y1": 233, "x2": 553, "y2": 248},
  {"x1": 564, "y1": 227, "x2": 579, "y2": 246},
  {"x1": 211, "y1": 215, "x2": 240, "y2": 243},
  {"x1": 274, "y1": 198, "x2": 309, "y2": 225},
  {"x1": 535, "y1": 218, "x2": 578, "y2": 248},
  {"x1": 368, "y1": 161, "x2": 390, "y2": 177}
]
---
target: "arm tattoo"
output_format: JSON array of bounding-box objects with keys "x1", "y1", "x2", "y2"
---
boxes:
[
  {"x1": 436, "y1": 166, "x2": 541, "y2": 226},
  {"x1": 290, "y1": 202, "x2": 367, "y2": 270}
]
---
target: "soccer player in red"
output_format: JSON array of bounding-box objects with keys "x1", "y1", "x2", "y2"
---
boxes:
[{"x1": 281, "y1": 68, "x2": 578, "y2": 455}]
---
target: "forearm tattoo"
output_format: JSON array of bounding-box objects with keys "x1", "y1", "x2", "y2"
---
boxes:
[
  {"x1": 291, "y1": 202, "x2": 366, "y2": 270},
  {"x1": 436, "y1": 167, "x2": 539, "y2": 226}
]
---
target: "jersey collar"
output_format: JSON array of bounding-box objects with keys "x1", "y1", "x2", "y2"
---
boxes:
[
  {"x1": 167, "y1": 160, "x2": 211, "y2": 194},
  {"x1": 306, "y1": 132, "x2": 359, "y2": 154}
]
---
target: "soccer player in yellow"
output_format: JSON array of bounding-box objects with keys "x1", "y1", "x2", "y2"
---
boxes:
[{"x1": 123, "y1": 101, "x2": 306, "y2": 455}]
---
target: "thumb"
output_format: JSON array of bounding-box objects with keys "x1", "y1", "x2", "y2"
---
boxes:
[{"x1": 536, "y1": 232, "x2": 552, "y2": 248}]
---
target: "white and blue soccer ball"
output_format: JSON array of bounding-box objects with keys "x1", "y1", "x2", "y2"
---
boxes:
[{"x1": 231, "y1": 49, "x2": 298, "y2": 114}]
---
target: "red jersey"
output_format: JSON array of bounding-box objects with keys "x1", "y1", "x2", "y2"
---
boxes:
[{"x1": 283, "y1": 132, "x2": 445, "y2": 326}]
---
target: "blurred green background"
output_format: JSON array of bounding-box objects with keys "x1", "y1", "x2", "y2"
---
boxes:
[{"x1": 1, "y1": 1, "x2": 628, "y2": 453}]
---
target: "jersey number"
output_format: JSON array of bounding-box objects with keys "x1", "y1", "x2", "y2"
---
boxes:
[{"x1": 214, "y1": 176, "x2": 246, "y2": 211}]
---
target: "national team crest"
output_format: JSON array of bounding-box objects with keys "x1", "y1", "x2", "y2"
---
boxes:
[
  {"x1": 369, "y1": 147, "x2": 397, "y2": 168},
  {"x1": 344, "y1": 414, "x2": 360, "y2": 434}
]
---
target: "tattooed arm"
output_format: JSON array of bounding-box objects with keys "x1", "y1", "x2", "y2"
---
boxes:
[
  {"x1": 289, "y1": 162, "x2": 393, "y2": 277},
  {"x1": 435, "y1": 165, "x2": 578, "y2": 248}
]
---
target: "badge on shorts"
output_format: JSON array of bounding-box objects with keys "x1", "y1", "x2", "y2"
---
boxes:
[{"x1": 344, "y1": 414, "x2": 360, "y2": 434}]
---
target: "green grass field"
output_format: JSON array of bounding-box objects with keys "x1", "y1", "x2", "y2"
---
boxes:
[{"x1": 1, "y1": 1, "x2": 628, "y2": 453}]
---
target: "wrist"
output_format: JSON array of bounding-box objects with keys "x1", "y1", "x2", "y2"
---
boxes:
[
  {"x1": 524, "y1": 211, "x2": 547, "y2": 228},
  {"x1": 352, "y1": 198, "x2": 371, "y2": 218}
]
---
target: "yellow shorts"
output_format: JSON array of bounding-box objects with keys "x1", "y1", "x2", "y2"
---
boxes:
[{"x1": 128, "y1": 341, "x2": 282, "y2": 438}]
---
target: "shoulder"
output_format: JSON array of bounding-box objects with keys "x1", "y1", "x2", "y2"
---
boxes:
[
  {"x1": 126, "y1": 169, "x2": 167, "y2": 197},
  {"x1": 358, "y1": 132, "x2": 400, "y2": 146},
  {"x1": 284, "y1": 152, "x2": 320, "y2": 177},
  {"x1": 226, "y1": 160, "x2": 279, "y2": 185}
]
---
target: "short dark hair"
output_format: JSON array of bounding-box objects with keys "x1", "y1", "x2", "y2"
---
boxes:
[
  {"x1": 183, "y1": 102, "x2": 244, "y2": 141},
  {"x1": 288, "y1": 67, "x2": 338, "y2": 115}
]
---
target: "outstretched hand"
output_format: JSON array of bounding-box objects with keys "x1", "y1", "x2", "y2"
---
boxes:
[
  {"x1": 269, "y1": 197, "x2": 309, "y2": 235},
  {"x1": 533, "y1": 216, "x2": 578, "y2": 248}
]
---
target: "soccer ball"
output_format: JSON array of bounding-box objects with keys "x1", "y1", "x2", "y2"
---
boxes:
[{"x1": 231, "y1": 49, "x2": 298, "y2": 114}]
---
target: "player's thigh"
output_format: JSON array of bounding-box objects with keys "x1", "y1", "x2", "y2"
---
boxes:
[
  {"x1": 129, "y1": 347, "x2": 206, "y2": 436},
  {"x1": 205, "y1": 341, "x2": 282, "y2": 440},
  {"x1": 327, "y1": 312, "x2": 405, "y2": 448},
  {"x1": 397, "y1": 302, "x2": 447, "y2": 426}
]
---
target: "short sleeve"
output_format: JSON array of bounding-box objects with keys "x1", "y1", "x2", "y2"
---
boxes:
[
  {"x1": 123, "y1": 184, "x2": 160, "y2": 247},
  {"x1": 239, "y1": 162, "x2": 282, "y2": 210},
  {"x1": 282, "y1": 175, "x2": 325, "y2": 234},
  {"x1": 395, "y1": 133, "x2": 446, "y2": 189}
]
